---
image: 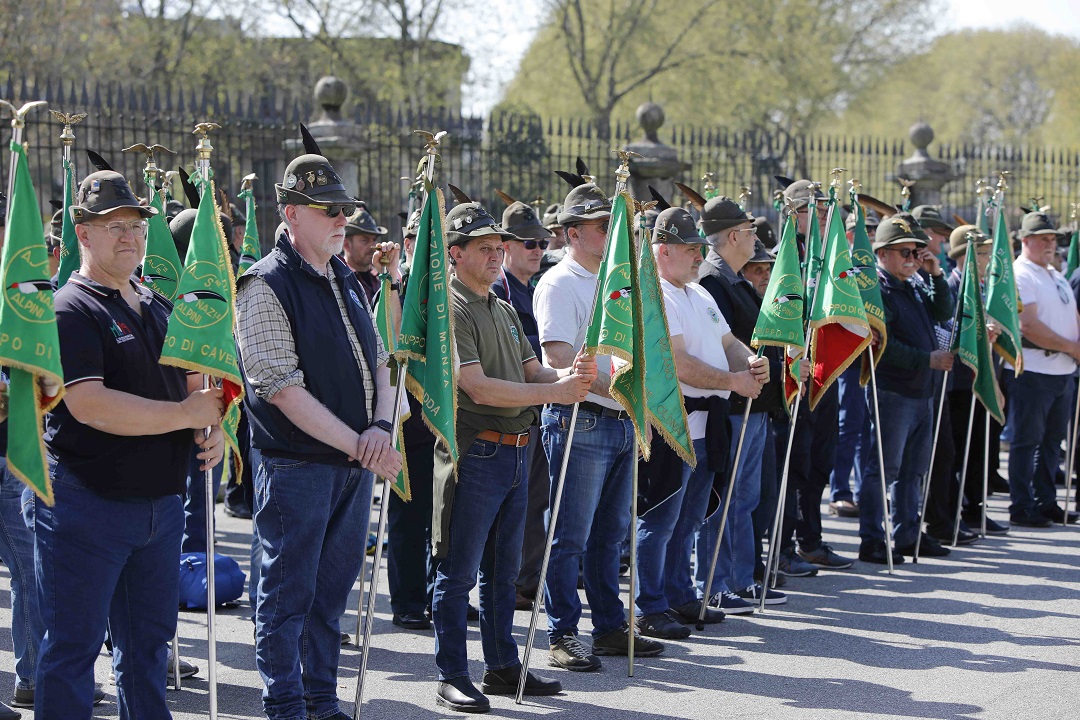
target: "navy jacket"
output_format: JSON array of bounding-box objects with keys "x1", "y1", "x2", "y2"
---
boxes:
[
  {"x1": 877, "y1": 268, "x2": 954, "y2": 398},
  {"x1": 240, "y1": 235, "x2": 382, "y2": 464}
]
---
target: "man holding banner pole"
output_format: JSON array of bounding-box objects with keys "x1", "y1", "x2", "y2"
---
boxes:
[
  {"x1": 235, "y1": 144, "x2": 401, "y2": 720},
  {"x1": 34, "y1": 168, "x2": 224, "y2": 719}
]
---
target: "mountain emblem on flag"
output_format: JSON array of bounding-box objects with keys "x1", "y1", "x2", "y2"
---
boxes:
[{"x1": 3, "y1": 248, "x2": 55, "y2": 324}]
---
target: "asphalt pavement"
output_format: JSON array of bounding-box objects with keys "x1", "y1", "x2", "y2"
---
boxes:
[{"x1": 0, "y1": 490, "x2": 1077, "y2": 720}]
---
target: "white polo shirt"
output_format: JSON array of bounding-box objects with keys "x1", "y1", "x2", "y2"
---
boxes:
[
  {"x1": 1012, "y1": 254, "x2": 1079, "y2": 376},
  {"x1": 534, "y1": 255, "x2": 620, "y2": 410},
  {"x1": 661, "y1": 278, "x2": 731, "y2": 440}
]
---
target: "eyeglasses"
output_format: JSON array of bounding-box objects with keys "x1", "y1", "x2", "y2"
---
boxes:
[
  {"x1": 305, "y1": 203, "x2": 356, "y2": 218},
  {"x1": 88, "y1": 220, "x2": 147, "y2": 239},
  {"x1": 521, "y1": 239, "x2": 550, "y2": 250}
]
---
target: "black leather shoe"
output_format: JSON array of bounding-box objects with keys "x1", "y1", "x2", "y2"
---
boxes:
[
  {"x1": 467, "y1": 604, "x2": 480, "y2": 621},
  {"x1": 636, "y1": 612, "x2": 691, "y2": 639},
  {"x1": 436, "y1": 677, "x2": 490, "y2": 713},
  {"x1": 393, "y1": 611, "x2": 432, "y2": 630},
  {"x1": 481, "y1": 665, "x2": 561, "y2": 696},
  {"x1": 0, "y1": 701, "x2": 19, "y2": 720},
  {"x1": 897, "y1": 534, "x2": 951, "y2": 557},
  {"x1": 1040, "y1": 504, "x2": 1080, "y2": 524},
  {"x1": 13, "y1": 684, "x2": 105, "y2": 708},
  {"x1": 858, "y1": 540, "x2": 905, "y2": 565},
  {"x1": 669, "y1": 600, "x2": 725, "y2": 625},
  {"x1": 1011, "y1": 511, "x2": 1053, "y2": 528}
]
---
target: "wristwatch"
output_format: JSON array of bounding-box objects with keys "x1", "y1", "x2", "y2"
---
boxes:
[{"x1": 371, "y1": 419, "x2": 393, "y2": 433}]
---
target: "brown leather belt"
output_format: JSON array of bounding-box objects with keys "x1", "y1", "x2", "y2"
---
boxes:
[{"x1": 476, "y1": 429, "x2": 530, "y2": 447}]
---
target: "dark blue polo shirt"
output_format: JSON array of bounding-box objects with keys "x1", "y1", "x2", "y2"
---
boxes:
[
  {"x1": 44, "y1": 272, "x2": 192, "y2": 498},
  {"x1": 492, "y1": 270, "x2": 541, "y2": 359}
]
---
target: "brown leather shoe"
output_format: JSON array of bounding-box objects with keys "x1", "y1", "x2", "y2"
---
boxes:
[
  {"x1": 828, "y1": 500, "x2": 858, "y2": 518},
  {"x1": 514, "y1": 592, "x2": 534, "y2": 610}
]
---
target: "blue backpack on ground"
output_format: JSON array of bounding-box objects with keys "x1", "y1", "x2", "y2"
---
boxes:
[{"x1": 179, "y1": 552, "x2": 246, "y2": 609}]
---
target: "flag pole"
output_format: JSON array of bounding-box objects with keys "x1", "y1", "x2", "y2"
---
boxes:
[
  {"x1": 760, "y1": 177, "x2": 837, "y2": 612},
  {"x1": 1, "y1": 101, "x2": 47, "y2": 214},
  {"x1": 951, "y1": 397, "x2": 978, "y2": 546},
  {"x1": 866, "y1": 360, "x2": 897, "y2": 573},
  {"x1": 193, "y1": 121, "x2": 222, "y2": 720},
  {"x1": 913, "y1": 260, "x2": 964, "y2": 562},
  {"x1": 354, "y1": 129, "x2": 444, "y2": 719},
  {"x1": 352, "y1": 360, "x2": 408, "y2": 719},
  {"x1": 517, "y1": 150, "x2": 638, "y2": 702},
  {"x1": 982, "y1": 408, "x2": 991, "y2": 536},
  {"x1": 696, "y1": 359, "x2": 755, "y2": 626},
  {"x1": 628, "y1": 435, "x2": 638, "y2": 678}
]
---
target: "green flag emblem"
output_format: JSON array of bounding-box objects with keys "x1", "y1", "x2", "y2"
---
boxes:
[
  {"x1": 0, "y1": 140, "x2": 65, "y2": 504},
  {"x1": 141, "y1": 172, "x2": 183, "y2": 301},
  {"x1": 159, "y1": 176, "x2": 244, "y2": 480},
  {"x1": 957, "y1": 241, "x2": 1005, "y2": 424},
  {"x1": 395, "y1": 186, "x2": 458, "y2": 465},
  {"x1": 985, "y1": 206, "x2": 1023, "y2": 374}
]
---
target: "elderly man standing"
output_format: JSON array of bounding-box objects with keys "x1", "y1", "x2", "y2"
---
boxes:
[
  {"x1": 534, "y1": 178, "x2": 666, "y2": 672},
  {"x1": 236, "y1": 149, "x2": 401, "y2": 720},
  {"x1": 638, "y1": 207, "x2": 768, "y2": 635},
  {"x1": 35, "y1": 170, "x2": 225, "y2": 719},
  {"x1": 1007, "y1": 211, "x2": 1080, "y2": 526},
  {"x1": 431, "y1": 198, "x2": 594, "y2": 712},
  {"x1": 859, "y1": 217, "x2": 955, "y2": 563}
]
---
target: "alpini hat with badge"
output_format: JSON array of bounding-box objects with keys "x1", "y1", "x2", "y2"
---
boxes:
[
  {"x1": 873, "y1": 215, "x2": 928, "y2": 251},
  {"x1": 651, "y1": 207, "x2": 702, "y2": 245},
  {"x1": 1019, "y1": 210, "x2": 1066, "y2": 238},
  {"x1": 911, "y1": 204, "x2": 954, "y2": 233},
  {"x1": 277, "y1": 154, "x2": 356, "y2": 207},
  {"x1": 445, "y1": 201, "x2": 521, "y2": 248},
  {"x1": 70, "y1": 170, "x2": 157, "y2": 224}
]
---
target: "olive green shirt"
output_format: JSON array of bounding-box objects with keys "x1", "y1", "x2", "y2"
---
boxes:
[{"x1": 431, "y1": 275, "x2": 539, "y2": 557}]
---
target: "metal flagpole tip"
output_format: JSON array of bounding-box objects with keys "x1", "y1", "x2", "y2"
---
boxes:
[{"x1": 0, "y1": 100, "x2": 48, "y2": 128}]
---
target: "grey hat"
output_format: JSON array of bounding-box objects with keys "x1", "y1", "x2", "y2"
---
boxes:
[
  {"x1": 345, "y1": 203, "x2": 388, "y2": 237},
  {"x1": 542, "y1": 203, "x2": 563, "y2": 229},
  {"x1": 699, "y1": 196, "x2": 752, "y2": 236},
  {"x1": 1019, "y1": 211, "x2": 1066, "y2": 238},
  {"x1": 402, "y1": 208, "x2": 421, "y2": 238},
  {"x1": 746, "y1": 239, "x2": 775, "y2": 264},
  {"x1": 872, "y1": 215, "x2": 928, "y2": 251},
  {"x1": 948, "y1": 224, "x2": 991, "y2": 259},
  {"x1": 911, "y1": 205, "x2": 954, "y2": 233},
  {"x1": 70, "y1": 170, "x2": 157, "y2": 224},
  {"x1": 846, "y1": 209, "x2": 880, "y2": 231},
  {"x1": 558, "y1": 184, "x2": 611, "y2": 225},
  {"x1": 502, "y1": 201, "x2": 554, "y2": 240},
  {"x1": 275, "y1": 153, "x2": 356, "y2": 207},
  {"x1": 652, "y1": 207, "x2": 703, "y2": 244},
  {"x1": 782, "y1": 179, "x2": 826, "y2": 209},
  {"x1": 445, "y1": 202, "x2": 520, "y2": 248}
]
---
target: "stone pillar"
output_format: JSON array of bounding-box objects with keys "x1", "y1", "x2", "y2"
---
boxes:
[
  {"x1": 895, "y1": 121, "x2": 959, "y2": 207},
  {"x1": 624, "y1": 102, "x2": 689, "y2": 202},
  {"x1": 285, "y1": 76, "x2": 367, "y2": 200}
]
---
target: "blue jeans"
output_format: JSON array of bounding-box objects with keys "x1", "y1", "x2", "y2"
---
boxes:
[
  {"x1": 0, "y1": 459, "x2": 42, "y2": 689},
  {"x1": 181, "y1": 444, "x2": 223, "y2": 554},
  {"x1": 831, "y1": 365, "x2": 869, "y2": 503},
  {"x1": 667, "y1": 439, "x2": 712, "y2": 607},
  {"x1": 541, "y1": 405, "x2": 634, "y2": 640},
  {"x1": 1005, "y1": 371, "x2": 1073, "y2": 515},
  {"x1": 432, "y1": 438, "x2": 528, "y2": 680},
  {"x1": 247, "y1": 448, "x2": 263, "y2": 616},
  {"x1": 860, "y1": 389, "x2": 934, "y2": 547},
  {"x1": 635, "y1": 444, "x2": 692, "y2": 617},
  {"x1": 254, "y1": 457, "x2": 373, "y2": 720},
  {"x1": 697, "y1": 412, "x2": 765, "y2": 594},
  {"x1": 30, "y1": 458, "x2": 182, "y2": 720}
]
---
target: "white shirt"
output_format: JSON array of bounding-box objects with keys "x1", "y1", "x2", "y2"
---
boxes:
[
  {"x1": 534, "y1": 255, "x2": 620, "y2": 410},
  {"x1": 662, "y1": 278, "x2": 731, "y2": 440},
  {"x1": 1012, "y1": 254, "x2": 1079, "y2": 376}
]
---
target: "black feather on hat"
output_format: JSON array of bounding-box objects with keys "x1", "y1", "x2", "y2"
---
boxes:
[
  {"x1": 86, "y1": 150, "x2": 114, "y2": 172},
  {"x1": 447, "y1": 184, "x2": 473, "y2": 205},
  {"x1": 177, "y1": 167, "x2": 200, "y2": 208},
  {"x1": 554, "y1": 157, "x2": 592, "y2": 188},
  {"x1": 299, "y1": 123, "x2": 322, "y2": 156},
  {"x1": 648, "y1": 186, "x2": 671, "y2": 211}
]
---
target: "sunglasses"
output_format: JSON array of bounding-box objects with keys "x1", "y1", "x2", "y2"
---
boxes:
[
  {"x1": 521, "y1": 239, "x2": 550, "y2": 250},
  {"x1": 888, "y1": 247, "x2": 918, "y2": 258},
  {"x1": 305, "y1": 203, "x2": 356, "y2": 218}
]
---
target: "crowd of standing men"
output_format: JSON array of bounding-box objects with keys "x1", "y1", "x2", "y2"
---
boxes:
[{"x1": 0, "y1": 131, "x2": 1077, "y2": 720}]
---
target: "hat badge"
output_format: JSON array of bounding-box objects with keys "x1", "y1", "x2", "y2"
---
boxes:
[
  {"x1": 893, "y1": 218, "x2": 912, "y2": 234},
  {"x1": 306, "y1": 171, "x2": 316, "y2": 186},
  {"x1": 90, "y1": 179, "x2": 101, "y2": 192},
  {"x1": 285, "y1": 174, "x2": 297, "y2": 189}
]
